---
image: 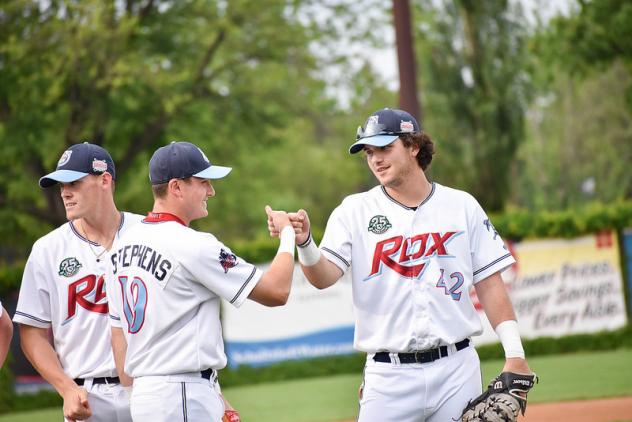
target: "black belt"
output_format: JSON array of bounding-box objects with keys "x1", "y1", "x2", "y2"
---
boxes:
[
  {"x1": 74, "y1": 376, "x2": 120, "y2": 386},
  {"x1": 373, "y1": 338, "x2": 470, "y2": 364},
  {"x1": 201, "y1": 368, "x2": 216, "y2": 381}
]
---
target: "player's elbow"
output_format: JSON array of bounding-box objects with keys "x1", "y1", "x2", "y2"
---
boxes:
[
  {"x1": 266, "y1": 286, "x2": 290, "y2": 306},
  {"x1": 0, "y1": 314, "x2": 12, "y2": 343}
]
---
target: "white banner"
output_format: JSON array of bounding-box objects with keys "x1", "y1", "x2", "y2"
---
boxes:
[{"x1": 222, "y1": 265, "x2": 355, "y2": 367}]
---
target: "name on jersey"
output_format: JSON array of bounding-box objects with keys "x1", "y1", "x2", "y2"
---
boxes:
[
  {"x1": 367, "y1": 231, "x2": 462, "y2": 279},
  {"x1": 111, "y1": 244, "x2": 173, "y2": 281}
]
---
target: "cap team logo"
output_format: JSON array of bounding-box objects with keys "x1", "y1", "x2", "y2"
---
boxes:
[
  {"x1": 58, "y1": 257, "x2": 82, "y2": 277},
  {"x1": 92, "y1": 159, "x2": 108, "y2": 173},
  {"x1": 219, "y1": 248, "x2": 237, "y2": 273},
  {"x1": 57, "y1": 150, "x2": 72, "y2": 167},
  {"x1": 368, "y1": 215, "x2": 392, "y2": 234},
  {"x1": 400, "y1": 120, "x2": 414, "y2": 132}
]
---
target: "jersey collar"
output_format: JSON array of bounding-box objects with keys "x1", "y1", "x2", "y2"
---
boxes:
[
  {"x1": 381, "y1": 182, "x2": 436, "y2": 211},
  {"x1": 143, "y1": 212, "x2": 186, "y2": 226}
]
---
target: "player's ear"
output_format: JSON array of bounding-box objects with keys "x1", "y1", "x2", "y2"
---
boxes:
[
  {"x1": 167, "y1": 178, "x2": 183, "y2": 198},
  {"x1": 100, "y1": 172, "x2": 114, "y2": 189},
  {"x1": 408, "y1": 142, "x2": 420, "y2": 158}
]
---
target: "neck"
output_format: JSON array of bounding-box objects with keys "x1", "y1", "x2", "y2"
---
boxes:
[
  {"x1": 152, "y1": 201, "x2": 190, "y2": 226},
  {"x1": 78, "y1": 202, "x2": 121, "y2": 247},
  {"x1": 383, "y1": 170, "x2": 432, "y2": 208}
]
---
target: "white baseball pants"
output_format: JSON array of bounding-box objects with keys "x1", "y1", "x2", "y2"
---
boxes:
[
  {"x1": 64, "y1": 380, "x2": 132, "y2": 422},
  {"x1": 130, "y1": 372, "x2": 224, "y2": 422},
  {"x1": 358, "y1": 345, "x2": 483, "y2": 422}
]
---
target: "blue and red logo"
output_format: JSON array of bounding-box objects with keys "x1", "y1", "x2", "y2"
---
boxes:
[{"x1": 219, "y1": 248, "x2": 237, "y2": 273}]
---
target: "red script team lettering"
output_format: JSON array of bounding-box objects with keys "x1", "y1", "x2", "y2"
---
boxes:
[{"x1": 369, "y1": 232, "x2": 459, "y2": 278}]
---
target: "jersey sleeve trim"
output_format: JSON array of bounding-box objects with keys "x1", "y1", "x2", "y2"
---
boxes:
[
  {"x1": 473, "y1": 253, "x2": 514, "y2": 283},
  {"x1": 109, "y1": 313, "x2": 122, "y2": 328},
  {"x1": 321, "y1": 247, "x2": 350, "y2": 268},
  {"x1": 229, "y1": 266, "x2": 258, "y2": 304},
  {"x1": 13, "y1": 311, "x2": 51, "y2": 327}
]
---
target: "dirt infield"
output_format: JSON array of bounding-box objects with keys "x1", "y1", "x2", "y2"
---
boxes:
[{"x1": 518, "y1": 396, "x2": 632, "y2": 422}]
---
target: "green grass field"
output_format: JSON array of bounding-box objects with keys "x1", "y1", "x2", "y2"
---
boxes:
[{"x1": 2, "y1": 349, "x2": 631, "y2": 422}]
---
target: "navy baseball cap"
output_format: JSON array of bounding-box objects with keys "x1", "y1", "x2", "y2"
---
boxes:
[
  {"x1": 149, "y1": 141, "x2": 232, "y2": 185},
  {"x1": 39, "y1": 142, "x2": 116, "y2": 188},
  {"x1": 349, "y1": 108, "x2": 421, "y2": 154}
]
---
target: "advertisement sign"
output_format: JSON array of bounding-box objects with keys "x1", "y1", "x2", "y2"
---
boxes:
[{"x1": 474, "y1": 231, "x2": 627, "y2": 345}]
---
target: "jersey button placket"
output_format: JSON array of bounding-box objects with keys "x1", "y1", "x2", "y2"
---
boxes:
[{"x1": 409, "y1": 211, "x2": 429, "y2": 350}]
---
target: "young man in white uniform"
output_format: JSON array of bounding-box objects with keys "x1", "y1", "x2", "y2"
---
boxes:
[
  {"x1": 0, "y1": 300, "x2": 12, "y2": 367},
  {"x1": 13, "y1": 142, "x2": 141, "y2": 422},
  {"x1": 288, "y1": 108, "x2": 534, "y2": 421},
  {"x1": 106, "y1": 141, "x2": 296, "y2": 422}
]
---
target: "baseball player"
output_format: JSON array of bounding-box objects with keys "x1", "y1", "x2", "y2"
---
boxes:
[
  {"x1": 285, "y1": 108, "x2": 534, "y2": 421},
  {"x1": 106, "y1": 141, "x2": 296, "y2": 422},
  {"x1": 13, "y1": 142, "x2": 141, "y2": 422},
  {"x1": 0, "y1": 300, "x2": 12, "y2": 367}
]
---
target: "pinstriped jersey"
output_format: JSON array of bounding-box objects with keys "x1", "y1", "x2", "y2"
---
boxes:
[
  {"x1": 106, "y1": 216, "x2": 262, "y2": 377},
  {"x1": 13, "y1": 212, "x2": 144, "y2": 379},
  {"x1": 320, "y1": 182, "x2": 515, "y2": 353}
]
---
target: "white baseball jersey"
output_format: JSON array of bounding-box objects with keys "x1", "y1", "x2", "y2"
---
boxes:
[
  {"x1": 13, "y1": 212, "x2": 144, "y2": 379},
  {"x1": 320, "y1": 182, "x2": 515, "y2": 353},
  {"x1": 106, "y1": 213, "x2": 262, "y2": 377}
]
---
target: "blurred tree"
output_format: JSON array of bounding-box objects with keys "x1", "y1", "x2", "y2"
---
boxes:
[
  {"x1": 0, "y1": 0, "x2": 390, "y2": 253},
  {"x1": 541, "y1": 0, "x2": 632, "y2": 108},
  {"x1": 546, "y1": 0, "x2": 632, "y2": 70},
  {"x1": 510, "y1": 0, "x2": 632, "y2": 209},
  {"x1": 412, "y1": 0, "x2": 532, "y2": 212}
]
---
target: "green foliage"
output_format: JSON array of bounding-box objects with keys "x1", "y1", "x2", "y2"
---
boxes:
[
  {"x1": 413, "y1": 0, "x2": 532, "y2": 212},
  {"x1": 494, "y1": 200, "x2": 632, "y2": 239},
  {"x1": 0, "y1": 354, "x2": 15, "y2": 413},
  {"x1": 0, "y1": 0, "x2": 390, "y2": 254},
  {"x1": 0, "y1": 263, "x2": 24, "y2": 297},
  {"x1": 544, "y1": 0, "x2": 632, "y2": 74},
  {"x1": 219, "y1": 353, "x2": 366, "y2": 389},
  {"x1": 515, "y1": 62, "x2": 632, "y2": 210}
]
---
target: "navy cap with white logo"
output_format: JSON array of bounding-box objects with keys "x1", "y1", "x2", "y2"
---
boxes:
[
  {"x1": 39, "y1": 142, "x2": 116, "y2": 188},
  {"x1": 349, "y1": 108, "x2": 421, "y2": 154},
  {"x1": 149, "y1": 141, "x2": 232, "y2": 185}
]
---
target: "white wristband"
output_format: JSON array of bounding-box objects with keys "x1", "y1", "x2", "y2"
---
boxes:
[
  {"x1": 297, "y1": 232, "x2": 321, "y2": 266},
  {"x1": 495, "y1": 320, "x2": 525, "y2": 359},
  {"x1": 277, "y1": 226, "x2": 295, "y2": 257}
]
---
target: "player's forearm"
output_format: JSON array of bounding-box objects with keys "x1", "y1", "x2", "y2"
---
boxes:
[
  {"x1": 110, "y1": 327, "x2": 133, "y2": 386},
  {"x1": 301, "y1": 256, "x2": 342, "y2": 289},
  {"x1": 0, "y1": 309, "x2": 13, "y2": 365},
  {"x1": 296, "y1": 233, "x2": 341, "y2": 289},
  {"x1": 19, "y1": 325, "x2": 77, "y2": 395},
  {"x1": 252, "y1": 252, "x2": 294, "y2": 306},
  {"x1": 474, "y1": 272, "x2": 517, "y2": 328}
]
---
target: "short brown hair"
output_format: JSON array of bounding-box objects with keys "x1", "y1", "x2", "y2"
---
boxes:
[
  {"x1": 151, "y1": 182, "x2": 169, "y2": 199},
  {"x1": 151, "y1": 178, "x2": 195, "y2": 199},
  {"x1": 400, "y1": 132, "x2": 435, "y2": 171}
]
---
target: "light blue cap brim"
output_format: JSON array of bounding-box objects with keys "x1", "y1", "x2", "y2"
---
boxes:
[
  {"x1": 39, "y1": 170, "x2": 89, "y2": 188},
  {"x1": 193, "y1": 165, "x2": 232, "y2": 180},
  {"x1": 349, "y1": 134, "x2": 400, "y2": 154}
]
